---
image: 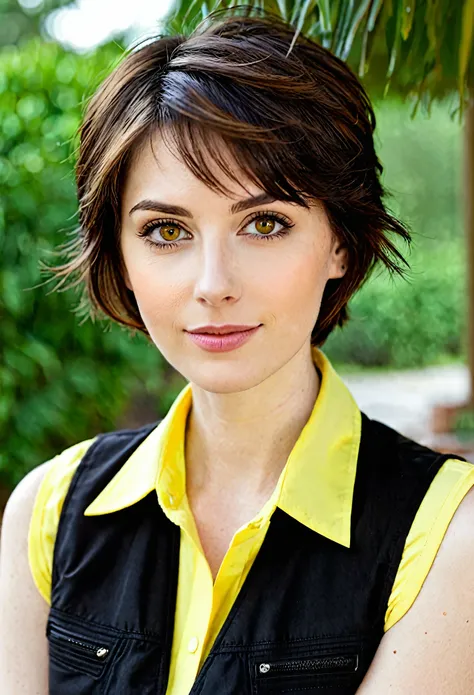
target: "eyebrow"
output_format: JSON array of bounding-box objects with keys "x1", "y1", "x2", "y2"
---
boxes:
[{"x1": 128, "y1": 192, "x2": 277, "y2": 218}]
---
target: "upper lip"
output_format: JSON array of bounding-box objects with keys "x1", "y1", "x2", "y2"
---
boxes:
[{"x1": 186, "y1": 324, "x2": 261, "y2": 335}]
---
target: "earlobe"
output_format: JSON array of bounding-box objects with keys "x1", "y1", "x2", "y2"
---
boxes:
[{"x1": 330, "y1": 246, "x2": 348, "y2": 279}]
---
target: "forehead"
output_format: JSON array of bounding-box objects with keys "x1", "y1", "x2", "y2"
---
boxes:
[{"x1": 122, "y1": 128, "x2": 260, "y2": 206}]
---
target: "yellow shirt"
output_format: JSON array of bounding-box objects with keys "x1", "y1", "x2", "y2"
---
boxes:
[{"x1": 29, "y1": 346, "x2": 474, "y2": 695}]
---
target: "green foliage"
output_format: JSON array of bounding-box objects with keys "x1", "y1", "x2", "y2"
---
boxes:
[
  {"x1": 164, "y1": 1, "x2": 474, "y2": 108},
  {"x1": 325, "y1": 240, "x2": 466, "y2": 368},
  {"x1": 0, "y1": 39, "x2": 176, "y2": 488},
  {"x1": 374, "y1": 98, "x2": 463, "y2": 246},
  {"x1": 325, "y1": 98, "x2": 466, "y2": 368},
  {"x1": 0, "y1": 0, "x2": 72, "y2": 48}
]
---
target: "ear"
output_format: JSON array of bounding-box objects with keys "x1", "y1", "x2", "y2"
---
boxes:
[{"x1": 327, "y1": 242, "x2": 349, "y2": 281}]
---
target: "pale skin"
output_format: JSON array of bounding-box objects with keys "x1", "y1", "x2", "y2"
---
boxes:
[{"x1": 1, "y1": 130, "x2": 473, "y2": 693}]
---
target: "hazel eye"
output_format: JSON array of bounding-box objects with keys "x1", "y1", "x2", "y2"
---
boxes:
[
  {"x1": 254, "y1": 217, "x2": 276, "y2": 235},
  {"x1": 242, "y1": 211, "x2": 294, "y2": 240},
  {"x1": 159, "y1": 224, "x2": 181, "y2": 242},
  {"x1": 138, "y1": 219, "x2": 189, "y2": 248}
]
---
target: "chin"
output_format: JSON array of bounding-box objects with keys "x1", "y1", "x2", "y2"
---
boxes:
[{"x1": 179, "y1": 359, "x2": 272, "y2": 395}]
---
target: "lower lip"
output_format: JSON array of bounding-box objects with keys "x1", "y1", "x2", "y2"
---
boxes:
[{"x1": 185, "y1": 326, "x2": 261, "y2": 352}]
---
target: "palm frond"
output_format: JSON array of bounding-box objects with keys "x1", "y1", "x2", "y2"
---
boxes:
[{"x1": 162, "y1": 0, "x2": 474, "y2": 108}]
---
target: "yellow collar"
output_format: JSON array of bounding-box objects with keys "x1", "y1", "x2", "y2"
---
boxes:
[{"x1": 84, "y1": 347, "x2": 361, "y2": 548}]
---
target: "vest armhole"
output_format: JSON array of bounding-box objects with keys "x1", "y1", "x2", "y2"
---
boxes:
[
  {"x1": 384, "y1": 457, "x2": 474, "y2": 631},
  {"x1": 27, "y1": 437, "x2": 98, "y2": 605}
]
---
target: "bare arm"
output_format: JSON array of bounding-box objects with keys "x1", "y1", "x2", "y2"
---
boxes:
[
  {"x1": 0, "y1": 462, "x2": 52, "y2": 695},
  {"x1": 356, "y1": 485, "x2": 474, "y2": 694}
]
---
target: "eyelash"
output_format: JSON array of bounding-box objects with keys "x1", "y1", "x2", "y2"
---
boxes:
[{"x1": 137, "y1": 210, "x2": 295, "y2": 250}]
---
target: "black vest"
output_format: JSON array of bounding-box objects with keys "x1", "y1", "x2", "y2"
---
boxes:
[{"x1": 47, "y1": 412, "x2": 465, "y2": 694}]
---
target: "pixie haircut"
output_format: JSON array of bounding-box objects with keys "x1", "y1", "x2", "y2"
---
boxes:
[{"x1": 49, "y1": 8, "x2": 411, "y2": 347}]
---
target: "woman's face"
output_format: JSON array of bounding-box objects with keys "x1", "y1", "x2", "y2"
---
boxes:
[{"x1": 120, "y1": 131, "x2": 347, "y2": 394}]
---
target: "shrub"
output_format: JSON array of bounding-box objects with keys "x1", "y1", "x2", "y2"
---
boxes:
[
  {"x1": 326, "y1": 98, "x2": 466, "y2": 369},
  {"x1": 326, "y1": 240, "x2": 466, "y2": 368},
  {"x1": 0, "y1": 39, "x2": 177, "y2": 488}
]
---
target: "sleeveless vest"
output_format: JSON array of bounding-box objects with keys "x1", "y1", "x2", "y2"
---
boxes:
[{"x1": 47, "y1": 412, "x2": 465, "y2": 694}]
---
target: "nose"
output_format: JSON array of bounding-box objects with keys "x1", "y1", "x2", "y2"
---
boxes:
[{"x1": 193, "y1": 237, "x2": 241, "y2": 307}]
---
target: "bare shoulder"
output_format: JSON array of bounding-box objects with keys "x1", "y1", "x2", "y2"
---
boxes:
[
  {"x1": 2, "y1": 461, "x2": 52, "y2": 527},
  {"x1": 0, "y1": 462, "x2": 53, "y2": 695},
  {"x1": 356, "y1": 485, "x2": 474, "y2": 694}
]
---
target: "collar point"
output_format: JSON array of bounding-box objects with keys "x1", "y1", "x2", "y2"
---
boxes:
[{"x1": 83, "y1": 505, "x2": 103, "y2": 516}]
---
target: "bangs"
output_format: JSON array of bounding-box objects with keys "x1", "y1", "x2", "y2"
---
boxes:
[{"x1": 141, "y1": 70, "x2": 314, "y2": 208}]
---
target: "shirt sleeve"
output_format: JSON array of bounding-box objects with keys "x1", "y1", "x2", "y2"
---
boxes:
[
  {"x1": 384, "y1": 457, "x2": 474, "y2": 631},
  {"x1": 27, "y1": 438, "x2": 97, "y2": 604}
]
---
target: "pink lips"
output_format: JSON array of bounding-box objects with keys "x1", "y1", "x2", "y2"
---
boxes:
[{"x1": 185, "y1": 326, "x2": 261, "y2": 352}]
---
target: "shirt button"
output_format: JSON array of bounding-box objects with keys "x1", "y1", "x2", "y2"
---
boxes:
[
  {"x1": 188, "y1": 636, "x2": 199, "y2": 653},
  {"x1": 166, "y1": 493, "x2": 176, "y2": 508}
]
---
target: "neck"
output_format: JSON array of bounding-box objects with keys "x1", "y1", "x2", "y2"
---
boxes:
[{"x1": 185, "y1": 343, "x2": 321, "y2": 499}]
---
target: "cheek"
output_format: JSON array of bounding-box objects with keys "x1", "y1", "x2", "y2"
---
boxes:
[
  {"x1": 122, "y1": 244, "x2": 188, "y2": 325},
  {"x1": 261, "y1": 246, "x2": 326, "y2": 319},
  {"x1": 136, "y1": 273, "x2": 187, "y2": 326}
]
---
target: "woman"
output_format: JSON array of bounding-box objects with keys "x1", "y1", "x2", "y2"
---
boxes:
[{"x1": 1, "y1": 8, "x2": 473, "y2": 694}]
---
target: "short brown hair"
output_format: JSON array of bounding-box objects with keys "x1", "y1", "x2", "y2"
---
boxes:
[{"x1": 47, "y1": 7, "x2": 411, "y2": 346}]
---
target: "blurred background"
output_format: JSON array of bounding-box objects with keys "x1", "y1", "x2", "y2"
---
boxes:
[{"x1": 1, "y1": 0, "x2": 473, "y2": 507}]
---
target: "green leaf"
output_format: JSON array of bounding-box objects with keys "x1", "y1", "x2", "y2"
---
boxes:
[
  {"x1": 333, "y1": 0, "x2": 354, "y2": 57},
  {"x1": 341, "y1": 0, "x2": 373, "y2": 61},
  {"x1": 275, "y1": 0, "x2": 289, "y2": 22},
  {"x1": 289, "y1": 0, "x2": 317, "y2": 52},
  {"x1": 318, "y1": 0, "x2": 332, "y2": 33},
  {"x1": 359, "y1": 0, "x2": 384, "y2": 75},
  {"x1": 386, "y1": 0, "x2": 404, "y2": 78},
  {"x1": 401, "y1": 0, "x2": 415, "y2": 41}
]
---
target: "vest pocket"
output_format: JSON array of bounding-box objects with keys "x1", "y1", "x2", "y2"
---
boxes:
[
  {"x1": 47, "y1": 615, "x2": 117, "y2": 680},
  {"x1": 252, "y1": 652, "x2": 359, "y2": 694}
]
